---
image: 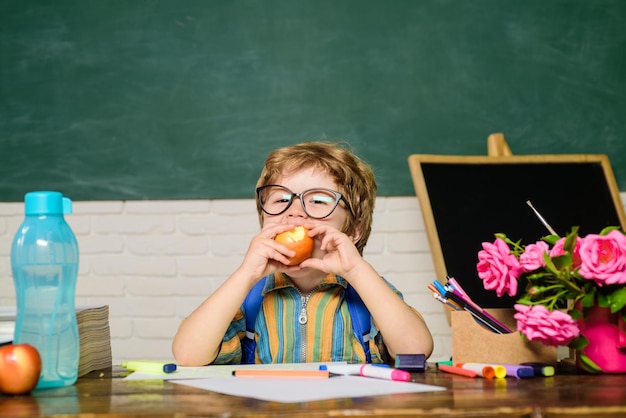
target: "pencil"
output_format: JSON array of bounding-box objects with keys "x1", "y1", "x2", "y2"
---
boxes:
[{"x1": 231, "y1": 369, "x2": 331, "y2": 379}]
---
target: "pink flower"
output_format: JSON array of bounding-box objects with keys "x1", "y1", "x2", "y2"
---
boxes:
[
  {"x1": 513, "y1": 304, "x2": 580, "y2": 346},
  {"x1": 577, "y1": 230, "x2": 626, "y2": 286},
  {"x1": 519, "y1": 241, "x2": 549, "y2": 272},
  {"x1": 476, "y1": 238, "x2": 521, "y2": 297},
  {"x1": 549, "y1": 237, "x2": 583, "y2": 268}
]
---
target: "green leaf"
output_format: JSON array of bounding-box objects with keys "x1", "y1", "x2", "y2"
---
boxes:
[
  {"x1": 568, "y1": 308, "x2": 582, "y2": 320},
  {"x1": 543, "y1": 255, "x2": 560, "y2": 276},
  {"x1": 599, "y1": 226, "x2": 620, "y2": 235},
  {"x1": 568, "y1": 335, "x2": 588, "y2": 351},
  {"x1": 581, "y1": 291, "x2": 596, "y2": 308},
  {"x1": 551, "y1": 254, "x2": 572, "y2": 270},
  {"x1": 576, "y1": 352, "x2": 603, "y2": 374},
  {"x1": 609, "y1": 287, "x2": 626, "y2": 313},
  {"x1": 542, "y1": 234, "x2": 560, "y2": 245},
  {"x1": 597, "y1": 292, "x2": 611, "y2": 308},
  {"x1": 563, "y1": 227, "x2": 579, "y2": 252}
]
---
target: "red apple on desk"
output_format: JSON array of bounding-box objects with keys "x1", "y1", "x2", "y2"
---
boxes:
[
  {"x1": 0, "y1": 343, "x2": 42, "y2": 395},
  {"x1": 275, "y1": 226, "x2": 314, "y2": 265}
]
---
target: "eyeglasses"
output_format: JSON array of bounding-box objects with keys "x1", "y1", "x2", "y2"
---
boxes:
[{"x1": 256, "y1": 185, "x2": 354, "y2": 219}]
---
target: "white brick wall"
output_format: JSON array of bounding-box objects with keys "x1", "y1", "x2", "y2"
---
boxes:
[{"x1": 8, "y1": 193, "x2": 624, "y2": 366}]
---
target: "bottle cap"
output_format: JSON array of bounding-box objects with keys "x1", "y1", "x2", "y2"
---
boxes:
[{"x1": 24, "y1": 191, "x2": 73, "y2": 215}]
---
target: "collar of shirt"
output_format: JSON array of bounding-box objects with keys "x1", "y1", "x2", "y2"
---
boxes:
[{"x1": 262, "y1": 272, "x2": 348, "y2": 296}]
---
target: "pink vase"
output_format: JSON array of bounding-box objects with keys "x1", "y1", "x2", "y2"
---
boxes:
[{"x1": 576, "y1": 304, "x2": 626, "y2": 373}]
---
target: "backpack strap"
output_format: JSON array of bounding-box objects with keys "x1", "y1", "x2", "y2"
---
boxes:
[
  {"x1": 240, "y1": 276, "x2": 267, "y2": 364},
  {"x1": 345, "y1": 284, "x2": 372, "y2": 363}
]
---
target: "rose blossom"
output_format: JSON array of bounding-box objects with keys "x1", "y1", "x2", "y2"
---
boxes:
[
  {"x1": 578, "y1": 230, "x2": 626, "y2": 286},
  {"x1": 519, "y1": 241, "x2": 550, "y2": 272},
  {"x1": 549, "y1": 237, "x2": 583, "y2": 268},
  {"x1": 476, "y1": 238, "x2": 521, "y2": 297},
  {"x1": 513, "y1": 304, "x2": 579, "y2": 346}
]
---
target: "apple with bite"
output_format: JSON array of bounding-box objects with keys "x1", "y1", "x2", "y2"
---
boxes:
[{"x1": 274, "y1": 226, "x2": 314, "y2": 265}]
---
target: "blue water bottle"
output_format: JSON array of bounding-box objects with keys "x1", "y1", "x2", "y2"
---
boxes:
[{"x1": 11, "y1": 191, "x2": 80, "y2": 389}]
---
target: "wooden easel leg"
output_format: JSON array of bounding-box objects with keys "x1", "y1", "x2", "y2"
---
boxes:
[{"x1": 487, "y1": 133, "x2": 513, "y2": 157}]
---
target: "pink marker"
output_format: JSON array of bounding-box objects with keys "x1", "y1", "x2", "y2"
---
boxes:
[{"x1": 359, "y1": 364, "x2": 411, "y2": 382}]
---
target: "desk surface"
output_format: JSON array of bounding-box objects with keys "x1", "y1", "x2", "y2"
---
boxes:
[{"x1": 1, "y1": 364, "x2": 626, "y2": 417}]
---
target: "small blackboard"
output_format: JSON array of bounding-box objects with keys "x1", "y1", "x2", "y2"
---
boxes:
[{"x1": 408, "y1": 154, "x2": 626, "y2": 309}]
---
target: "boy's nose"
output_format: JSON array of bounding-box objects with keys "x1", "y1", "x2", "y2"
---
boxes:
[{"x1": 286, "y1": 197, "x2": 307, "y2": 218}]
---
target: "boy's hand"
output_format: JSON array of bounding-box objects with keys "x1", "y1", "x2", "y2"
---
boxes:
[
  {"x1": 238, "y1": 223, "x2": 307, "y2": 280},
  {"x1": 299, "y1": 224, "x2": 363, "y2": 277}
]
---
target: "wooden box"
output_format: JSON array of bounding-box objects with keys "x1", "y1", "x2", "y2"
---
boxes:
[{"x1": 451, "y1": 309, "x2": 557, "y2": 365}]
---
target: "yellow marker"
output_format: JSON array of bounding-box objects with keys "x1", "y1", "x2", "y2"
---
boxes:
[
  {"x1": 466, "y1": 363, "x2": 507, "y2": 379},
  {"x1": 121, "y1": 360, "x2": 177, "y2": 374}
]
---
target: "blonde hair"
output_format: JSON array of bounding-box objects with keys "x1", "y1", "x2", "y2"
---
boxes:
[{"x1": 256, "y1": 141, "x2": 377, "y2": 254}]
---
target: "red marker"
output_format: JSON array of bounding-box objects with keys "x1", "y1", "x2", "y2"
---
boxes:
[{"x1": 438, "y1": 364, "x2": 477, "y2": 378}]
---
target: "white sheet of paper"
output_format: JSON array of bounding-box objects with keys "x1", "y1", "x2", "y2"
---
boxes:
[{"x1": 172, "y1": 375, "x2": 446, "y2": 403}]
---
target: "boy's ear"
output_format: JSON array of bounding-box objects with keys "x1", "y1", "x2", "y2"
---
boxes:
[{"x1": 349, "y1": 221, "x2": 362, "y2": 244}]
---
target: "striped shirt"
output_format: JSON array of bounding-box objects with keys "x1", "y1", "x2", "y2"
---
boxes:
[{"x1": 213, "y1": 272, "x2": 406, "y2": 364}]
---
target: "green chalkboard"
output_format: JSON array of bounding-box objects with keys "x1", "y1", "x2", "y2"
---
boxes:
[{"x1": 1, "y1": 1, "x2": 625, "y2": 201}]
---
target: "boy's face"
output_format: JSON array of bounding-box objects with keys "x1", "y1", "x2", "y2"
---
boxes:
[{"x1": 261, "y1": 167, "x2": 351, "y2": 234}]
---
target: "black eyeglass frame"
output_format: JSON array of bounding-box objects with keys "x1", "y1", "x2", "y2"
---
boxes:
[{"x1": 256, "y1": 184, "x2": 355, "y2": 219}]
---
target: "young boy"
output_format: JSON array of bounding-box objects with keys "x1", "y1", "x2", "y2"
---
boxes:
[{"x1": 172, "y1": 141, "x2": 433, "y2": 366}]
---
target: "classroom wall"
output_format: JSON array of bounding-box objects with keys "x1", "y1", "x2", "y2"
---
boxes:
[
  {"x1": 2, "y1": 1, "x2": 626, "y2": 201},
  {"x1": 0, "y1": 196, "x2": 453, "y2": 365}
]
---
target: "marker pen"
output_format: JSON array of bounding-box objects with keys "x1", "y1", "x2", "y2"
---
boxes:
[
  {"x1": 520, "y1": 362, "x2": 556, "y2": 377},
  {"x1": 121, "y1": 360, "x2": 177, "y2": 374},
  {"x1": 319, "y1": 364, "x2": 389, "y2": 375},
  {"x1": 320, "y1": 364, "x2": 409, "y2": 381},
  {"x1": 465, "y1": 363, "x2": 507, "y2": 379},
  {"x1": 395, "y1": 354, "x2": 426, "y2": 372},
  {"x1": 359, "y1": 364, "x2": 411, "y2": 382},
  {"x1": 457, "y1": 363, "x2": 495, "y2": 379},
  {"x1": 503, "y1": 364, "x2": 534, "y2": 379},
  {"x1": 438, "y1": 364, "x2": 477, "y2": 378}
]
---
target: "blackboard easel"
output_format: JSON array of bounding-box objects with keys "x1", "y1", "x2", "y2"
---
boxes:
[{"x1": 408, "y1": 134, "x2": 626, "y2": 310}]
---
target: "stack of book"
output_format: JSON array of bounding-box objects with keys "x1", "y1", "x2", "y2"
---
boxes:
[
  {"x1": 75, "y1": 305, "x2": 113, "y2": 376},
  {"x1": 0, "y1": 305, "x2": 112, "y2": 377}
]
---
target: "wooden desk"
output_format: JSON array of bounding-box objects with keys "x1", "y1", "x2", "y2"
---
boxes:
[{"x1": 1, "y1": 365, "x2": 626, "y2": 417}]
